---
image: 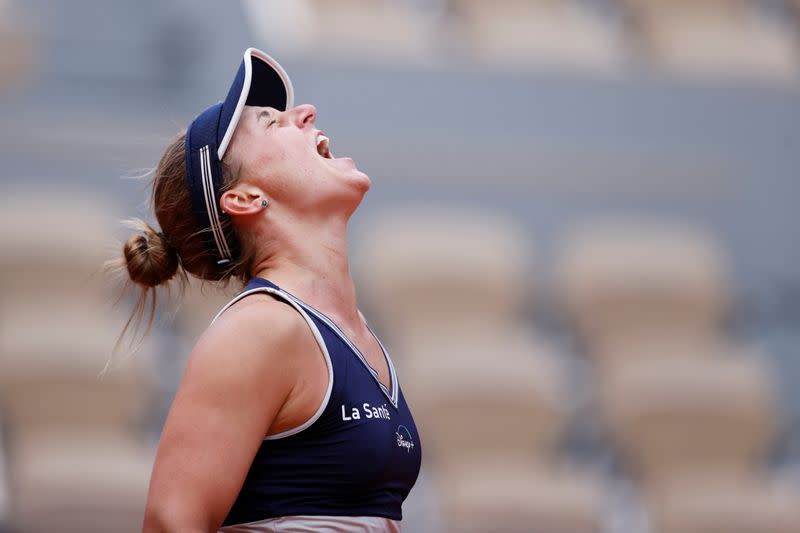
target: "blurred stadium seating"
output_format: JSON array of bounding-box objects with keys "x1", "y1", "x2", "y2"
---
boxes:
[
  {"x1": 358, "y1": 208, "x2": 606, "y2": 533},
  {"x1": 1, "y1": 1, "x2": 799, "y2": 532},
  {"x1": 0, "y1": 192, "x2": 155, "y2": 533},
  {"x1": 623, "y1": 0, "x2": 800, "y2": 81},
  {"x1": 450, "y1": 0, "x2": 626, "y2": 73}
]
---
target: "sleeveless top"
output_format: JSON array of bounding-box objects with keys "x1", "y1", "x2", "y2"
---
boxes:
[{"x1": 216, "y1": 278, "x2": 422, "y2": 529}]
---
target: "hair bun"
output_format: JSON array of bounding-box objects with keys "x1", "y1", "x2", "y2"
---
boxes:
[{"x1": 122, "y1": 221, "x2": 179, "y2": 288}]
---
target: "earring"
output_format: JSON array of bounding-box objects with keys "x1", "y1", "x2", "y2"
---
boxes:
[{"x1": 261, "y1": 199, "x2": 268, "y2": 208}]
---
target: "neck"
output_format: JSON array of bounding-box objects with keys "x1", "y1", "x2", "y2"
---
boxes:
[{"x1": 249, "y1": 213, "x2": 360, "y2": 325}]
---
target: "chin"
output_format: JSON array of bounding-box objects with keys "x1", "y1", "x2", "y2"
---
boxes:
[
  {"x1": 339, "y1": 171, "x2": 371, "y2": 217},
  {"x1": 352, "y1": 170, "x2": 371, "y2": 192},
  {"x1": 336, "y1": 164, "x2": 371, "y2": 193}
]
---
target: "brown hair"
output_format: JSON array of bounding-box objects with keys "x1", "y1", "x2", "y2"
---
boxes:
[{"x1": 110, "y1": 131, "x2": 255, "y2": 344}]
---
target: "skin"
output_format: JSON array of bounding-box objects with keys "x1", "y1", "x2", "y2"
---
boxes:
[{"x1": 142, "y1": 104, "x2": 392, "y2": 532}]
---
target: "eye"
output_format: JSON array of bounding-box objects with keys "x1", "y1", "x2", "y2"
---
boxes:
[{"x1": 259, "y1": 110, "x2": 277, "y2": 128}]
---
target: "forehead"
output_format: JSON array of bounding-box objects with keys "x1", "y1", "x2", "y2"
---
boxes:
[
  {"x1": 227, "y1": 104, "x2": 288, "y2": 170},
  {"x1": 229, "y1": 106, "x2": 275, "y2": 148},
  {"x1": 239, "y1": 105, "x2": 275, "y2": 128}
]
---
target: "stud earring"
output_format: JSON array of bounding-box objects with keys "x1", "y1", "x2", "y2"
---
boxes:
[{"x1": 261, "y1": 199, "x2": 268, "y2": 208}]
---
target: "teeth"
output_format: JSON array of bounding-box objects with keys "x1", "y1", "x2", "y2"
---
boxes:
[{"x1": 316, "y1": 134, "x2": 332, "y2": 159}]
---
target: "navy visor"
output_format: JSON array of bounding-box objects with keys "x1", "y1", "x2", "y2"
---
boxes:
[{"x1": 184, "y1": 48, "x2": 294, "y2": 266}]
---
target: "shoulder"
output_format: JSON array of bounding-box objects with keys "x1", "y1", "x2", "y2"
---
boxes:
[
  {"x1": 145, "y1": 292, "x2": 318, "y2": 529},
  {"x1": 185, "y1": 292, "x2": 314, "y2": 396},
  {"x1": 209, "y1": 291, "x2": 307, "y2": 347}
]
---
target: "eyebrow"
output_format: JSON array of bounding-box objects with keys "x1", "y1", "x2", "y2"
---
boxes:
[{"x1": 258, "y1": 109, "x2": 272, "y2": 122}]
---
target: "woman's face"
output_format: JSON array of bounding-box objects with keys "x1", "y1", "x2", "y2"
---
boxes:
[{"x1": 225, "y1": 104, "x2": 371, "y2": 216}]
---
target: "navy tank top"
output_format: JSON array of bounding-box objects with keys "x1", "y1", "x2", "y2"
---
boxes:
[{"x1": 217, "y1": 278, "x2": 422, "y2": 527}]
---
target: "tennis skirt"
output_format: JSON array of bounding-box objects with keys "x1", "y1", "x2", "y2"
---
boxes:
[{"x1": 218, "y1": 515, "x2": 401, "y2": 532}]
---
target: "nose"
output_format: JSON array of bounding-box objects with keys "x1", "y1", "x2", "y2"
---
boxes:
[{"x1": 291, "y1": 104, "x2": 317, "y2": 129}]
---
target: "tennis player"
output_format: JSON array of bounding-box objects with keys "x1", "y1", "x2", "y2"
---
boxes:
[{"x1": 117, "y1": 48, "x2": 421, "y2": 532}]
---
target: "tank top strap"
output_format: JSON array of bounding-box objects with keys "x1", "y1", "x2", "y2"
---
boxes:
[
  {"x1": 210, "y1": 277, "x2": 335, "y2": 440},
  {"x1": 214, "y1": 278, "x2": 399, "y2": 409}
]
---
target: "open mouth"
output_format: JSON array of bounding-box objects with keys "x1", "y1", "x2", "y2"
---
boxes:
[{"x1": 316, "y1": 132, "x2": 333, "y2": 159}]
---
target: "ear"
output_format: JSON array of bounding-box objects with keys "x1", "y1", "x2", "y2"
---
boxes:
[{"x1": 220, "y1": 183, "x2": 267, "y2": 218}]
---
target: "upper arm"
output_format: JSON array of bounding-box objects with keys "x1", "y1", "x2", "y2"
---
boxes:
[{"x1": 142, "y1": 295, "x2": 306, "y2": 532}]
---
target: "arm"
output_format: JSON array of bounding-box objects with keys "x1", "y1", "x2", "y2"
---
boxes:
[{"x1": 141, "y1": 295, "x2": 307, "y2": 532}]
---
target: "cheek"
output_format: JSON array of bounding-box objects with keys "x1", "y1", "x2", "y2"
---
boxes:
[
  {"x1": 247, "y1": 143, "x2": 287, "y2": 176},
  {"x1": 249, "y1": 147, "x2": 303, "y2": 197}
]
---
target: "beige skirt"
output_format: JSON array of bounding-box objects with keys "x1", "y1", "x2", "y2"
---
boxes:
[{"x1": 218, "y1": 515, "x2": 402, "y2": 533}]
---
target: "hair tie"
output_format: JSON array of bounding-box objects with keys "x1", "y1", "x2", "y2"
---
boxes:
[{"x1": 157, "y1": 231, "x2": 176, "y2": 254}]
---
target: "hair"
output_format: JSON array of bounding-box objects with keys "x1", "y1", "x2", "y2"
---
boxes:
[{"x1": 109, "y1": 131, "x2": 256, "y2": 346}]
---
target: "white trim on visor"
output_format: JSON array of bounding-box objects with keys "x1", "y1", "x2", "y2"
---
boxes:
[{"x1": 217, "y1": 48, "x2": 295, "y2": 160}]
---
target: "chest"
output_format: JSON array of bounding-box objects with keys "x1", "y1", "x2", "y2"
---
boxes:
[
  {"x1": 315, "y1": 325, "x2": 421, "y2": 485},
  {"x1": 333, "y1": 382, "x2": 421, "y2": 488},
  {"x1": 347, "y1": 330, "x2": 392, "y2": 393}
]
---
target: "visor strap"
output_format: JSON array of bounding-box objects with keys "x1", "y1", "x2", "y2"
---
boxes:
[{"x1": 199, "y1": 145, "x2": 232, "y2": 264}]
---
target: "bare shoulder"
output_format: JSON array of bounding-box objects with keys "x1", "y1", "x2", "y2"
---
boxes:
[
  {"x1": 208, "y1": 292, "x2": 308, "y2": 348},
  {"x1": 185, "y1": 292, "x2": 313, "y2": 394}
]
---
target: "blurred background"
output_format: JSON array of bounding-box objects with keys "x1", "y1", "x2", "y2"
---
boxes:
[{"x1": 1, "y1": 0, "x2": 799, "y2": 532}]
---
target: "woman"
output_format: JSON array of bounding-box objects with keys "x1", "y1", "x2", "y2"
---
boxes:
[{"x1": 117, "y1": 48, "x2": 421, "y2": 532}]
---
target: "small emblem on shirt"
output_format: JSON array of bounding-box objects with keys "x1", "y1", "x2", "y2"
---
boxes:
[
  {"x1": 395, "y1": 425, "x2": 415, "y2": 452},
  {"x1": 340, "y1": 402, "x2": 391, "y2": 421}
]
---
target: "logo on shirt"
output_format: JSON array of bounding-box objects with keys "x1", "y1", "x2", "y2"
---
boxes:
[
  {"x1": 395, "y1": 425, "x2": 415, "y2": 453},
  {"x1": 340, "y1": 402, "x2": 391, "y2": 421}
]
